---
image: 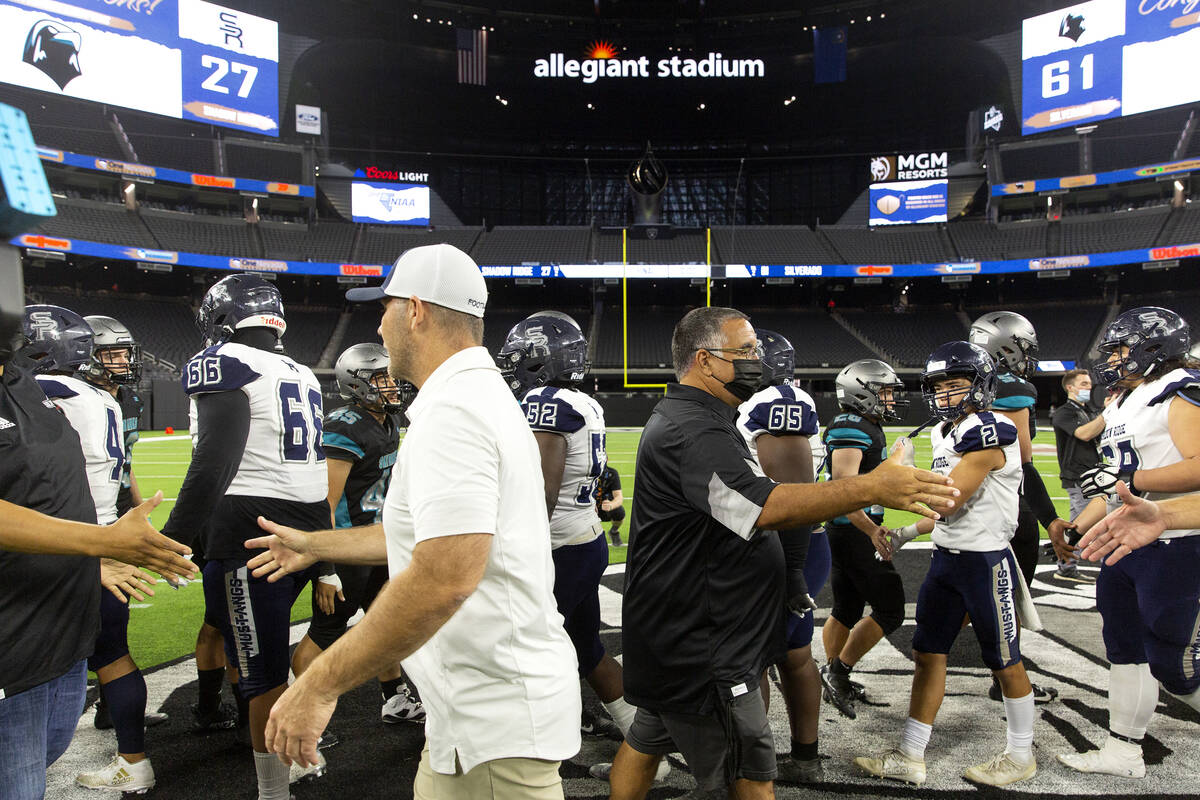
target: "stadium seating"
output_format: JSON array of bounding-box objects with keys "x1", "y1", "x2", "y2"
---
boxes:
[
  {"x1": 710, "y1": 226, "x2": 841, "y2": 264},
  {"x1": 592, "y1": 230, "x2": 709, "y2": 264},
  {"x1": 141, "y1": 209, "x2": 257, "y2": 257},
  {"x1": 948, "y1": 220, "x2": 1048, "y2": 260},
  {"x1": 260, "y1": 220, "x2": 354, "y2": 262},
  {"x1": 6, "y1": 89, "x2": 124, "y2": 159},
  {"x1": 225, "y1": 142, "x2": 306, "y2": 184},
  {"x1": 118, "y1": 112, "x2": 216, "y2": 174},
  {"x1": 1058, "y1": 207, "x2": 1170, "y2": 255},
  {"x1": 280, "y1": 308, "x2": 340, "y2": 366},
  {"x1": 735, "y1": 309, "x2": 877, "y2": 369},
  {"x1": 1121, "y1": 292, "x2": 1200, "y2": 329},
  {"x1": 839, "y1": 309, "x2": 968, "y2": 367},
  {"x1": 820, "y1": 226, "x2": 950, "y2": 264},
  {"x1": 1090, "y1": 108, "x2": 1192, "y2": 173},
  {"x1": 1158, "y1": 205, "x2": 1200, "y2": 245},
  {"x1": 471, "y1": 227, "x2": 590, "y2": 265},
  {"x1": 38, "y1": 198, "x2": 159, "y2": 249},
  {"x1": 594, "y1": 307, "x2": 677, "y2": 368},
  {"x1": 356, "y1": 226, "x2": 482, "y2": 266},
  {"x1": 968, "y1": 303, "x2": 1108, "y2": 363}
]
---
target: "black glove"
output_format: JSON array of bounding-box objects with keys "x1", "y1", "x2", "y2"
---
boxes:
[
  {"x1": 780, "y1": 526, "x2": 814, "y2": 616},
  {"x1": 1080, "y1": 464, "x2": 1136, "y2": 499},
  {"x1": 786, "y1": 569, "x2": 817, "y2": 616}
]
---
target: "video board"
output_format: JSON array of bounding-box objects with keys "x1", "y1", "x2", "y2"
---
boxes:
[{"x1": 351, "y1": 181, "x2": 431, "y2": 226}]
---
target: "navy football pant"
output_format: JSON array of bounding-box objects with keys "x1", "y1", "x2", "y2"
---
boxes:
[
  {"x1": 913, "y1": 546, "x2": 1023, "y2": 670},
  {"x1": 204, "y1": 559, "x2": 316, "y2": 700},
  {"x1": 1097, "y1": 536, "x2": 1200, "y2": 696},
  {"x1": 552, "y1": 533, "x2": 609, "y2": 677},
  {"x1": 786, "y1": 529, "x2": 831, "y2": 650}
]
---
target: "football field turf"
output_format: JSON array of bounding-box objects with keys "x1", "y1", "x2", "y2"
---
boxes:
[{"x1": 125, "y1": 426, "x2": 1075, "y2": 671}]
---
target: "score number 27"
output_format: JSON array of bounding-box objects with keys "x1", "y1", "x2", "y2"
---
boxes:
[
  {"x1": 1042, "y1": 53, "x2": 1093, "y2": 98},
  {"x1": 200, "y1": 55, "x2": 259, "y2": 98}
]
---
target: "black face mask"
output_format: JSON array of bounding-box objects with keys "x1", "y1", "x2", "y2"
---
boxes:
[{"x1": 717, "y1": 357, "x2": 764, "y2": 402}]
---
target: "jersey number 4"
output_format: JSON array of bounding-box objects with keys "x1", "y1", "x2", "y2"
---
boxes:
[{"x1": 279, "y1": 382, "x2": 325, "y2": 463}]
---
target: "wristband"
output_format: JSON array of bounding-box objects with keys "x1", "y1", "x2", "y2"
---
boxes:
[{"x1": 317, "y1": 573, "x2": 343, "y2": 593}]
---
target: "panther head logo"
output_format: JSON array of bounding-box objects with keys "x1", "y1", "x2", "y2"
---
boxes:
[
  {"x1": 1059, "y1": 13, "x2": 1085, "y2": 43},
  {"x1": 23, "y1": 20, "x2": 82, "y2": 90}
]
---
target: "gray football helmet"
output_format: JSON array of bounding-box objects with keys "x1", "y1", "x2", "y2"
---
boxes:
[
  {"x1": 82, "y1": 315, "x2": 141, "y2": 385},
  {"x1": 969, "y1": 311, "x2": 1039, "y2": 379},
  {"x1": 334, "y1": 343, "x2": 414, "y2": 414},
  {"x1": 835, "y1": 359, "x2": 906, "y2": 421}
]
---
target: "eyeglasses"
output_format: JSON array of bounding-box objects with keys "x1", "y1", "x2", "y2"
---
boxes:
[{"x1": 702, "y1": 343, "x2": 765, "y2": 360}]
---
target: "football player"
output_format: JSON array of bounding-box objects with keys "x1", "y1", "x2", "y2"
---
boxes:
[
  {"x1": 855, "y1": 342, "x2": 1037, "y2": 787},
  {"x1": 1056, "y1": 307, "x2": 1200, "y2": 778},
  {"x1": 160, "y1": 275, "x2": 330, "y2": 800},
  {"x1": 733, "y1": 329, "x2": 828, "y2": 784},
  {"x1": 819, "y1": 359, "x2": 907, "y2": 721},
  {"x1": 289, "y1": 344, "x2": 424, "y2": 736},
  {"x1": 21, "y1": 305, "x2": 160, "y2": 794},
  {"x1": 969, "y1": 311, "x2": 1068, "y2": 704},
  {"x1": 496, "y1": 312, "x2": 658, "y2": 779}
]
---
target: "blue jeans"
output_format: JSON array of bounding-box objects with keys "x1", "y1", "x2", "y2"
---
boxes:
[{"x1": 0, "y1": 659, "x2": 88, "y2": 800}]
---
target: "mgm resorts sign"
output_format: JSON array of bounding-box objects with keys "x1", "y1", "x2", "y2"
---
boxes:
[{"x1": 869, "y1": 152, "x2": 949, "y2": 182}]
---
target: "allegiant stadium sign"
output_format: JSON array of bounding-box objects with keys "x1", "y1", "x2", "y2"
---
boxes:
[{"x1": 534, "y1": 52, "x2": 765, "y2": 83}]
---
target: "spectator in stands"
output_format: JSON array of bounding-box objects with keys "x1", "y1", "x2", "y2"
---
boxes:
[
  {"x1": 1052, "y1": 369, "x2": 1104, "y2": 557},
  {"x1": 608, "y1": 306, "x2": 959, "y2": 800},
  {"x1": 596, "y1": 464, "x2": 626, "y2": 546}
]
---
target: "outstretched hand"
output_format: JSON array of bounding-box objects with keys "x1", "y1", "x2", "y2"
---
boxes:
[
  {"x1": 870, "y1": 442, "x2": 958, "y2": 520},
  {"x1": 108, "y1": 492, "x2": 196, "y2": 583},
  {"x1": 1077, "y1": 481, "x2": 1165, "y2": 565},
  {"x1": 245, "y1": 517, "x2": 318, "y2": 581}
]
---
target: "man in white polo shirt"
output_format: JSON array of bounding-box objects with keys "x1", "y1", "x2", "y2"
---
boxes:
[{"x1": 244, "y1": 243, "x2": 581, "y2": 799}]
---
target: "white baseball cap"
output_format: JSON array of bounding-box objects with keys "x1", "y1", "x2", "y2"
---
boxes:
[{"x1": 345, "y1": 243, "x2": 487, "y2": 318}]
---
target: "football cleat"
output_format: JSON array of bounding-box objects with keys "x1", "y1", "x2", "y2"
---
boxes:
[
  {"x1": 964, "y1": 751, "x2": 1036, "y2": 786},
  {"x1": 288, "y1": 750, "x2": 327, "y2": 784},
  {"x1": 381, "y1": 687, "x2": 426, "y2": 724},
  {"x1": 775, "y1": 755, "x2": 824, "y2": 784},
  {"x1": 1057, "y1": 738, "x2": 1146, "y2": 778},
  {"x1": 317, "y1": 730, "x2": 339, "y2": 750},
  {"x1": 853, "y1": 748, "x2": 926, "y2": 786},
  {"x1": 580, "y1": 707, "x2": 622, "y2": 740},
  {"x1": 588, "y1": 758, "x2": 671, "y2": 782},
  {"x1": 76, "y1": 754, "x2": 155, "y2": 793},
  {"x1": 192, "y1": 701, "x2": 238, "y2": 732},
  {"x1": 820, "y1": 664, "x2": 858, "y2": 719}
]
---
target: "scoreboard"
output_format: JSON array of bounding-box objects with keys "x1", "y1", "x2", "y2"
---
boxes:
[
  {"x1": 0, "y1": 0, "x2": 278, "y2": 135},
  {"x1": 1022, "y1": 0, "x2": 1200, "y2": 135}
]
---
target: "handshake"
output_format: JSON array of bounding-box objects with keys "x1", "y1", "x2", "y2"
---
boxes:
[{"x1": 871, "y1": 523, "x2": 922, "y2": 562}]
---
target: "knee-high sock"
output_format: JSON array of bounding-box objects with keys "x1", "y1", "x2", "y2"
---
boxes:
[
  {"x1": 1109, "y1": 663, "x2": 1159, "y2": 740},
  {"x1": 1003, "y1": 691, "x2": 1035, "y2": 764},
  {"x1": 253, "y1": 751, "x2": 290, "y2": 800},
  {"x1": 103, "y1": 670, "x2": 147, "y2": 755}
]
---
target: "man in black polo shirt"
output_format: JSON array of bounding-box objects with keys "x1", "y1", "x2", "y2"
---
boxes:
[
  {"x1": 1051, "y1": 369, "x2": 1105, "y2": 576},
  {"x1": 610, "y1": 307, "x2": 960, "y2": 800}
]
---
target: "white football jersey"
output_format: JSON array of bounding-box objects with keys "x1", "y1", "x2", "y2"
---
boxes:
[
  {"x1": 928, "y1": 411, "x2": 1021, "y2": 552},
  {"x1": 736, "y1": 384, "x2": 824, "y2": 479},
  {"x1": 1100, "y1": 367, "x2": 1200, "y2": 539},
  {"x1": 37, "y1": 374, "x2": 123, "y2": 524},
  {"x1": 520, "y1": 386, "x2": 606, "y2": 548},
  {"x1": 182, "y1": 342, "x2": 327, "y2": 503}
]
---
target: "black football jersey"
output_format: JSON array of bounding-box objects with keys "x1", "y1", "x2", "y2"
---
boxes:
[
  {"x1": 822, "y1": 411, "x2": 887, "y2": 524},
  {"x1": 993, "y1": 372, "x2": 1037, "y2": 438},
  {"x1": 115, "y1": 384, "x2": 143, "y2": 516},
  {"x1": 322, "y1": 403, "x2": 401, "y2": 527}
]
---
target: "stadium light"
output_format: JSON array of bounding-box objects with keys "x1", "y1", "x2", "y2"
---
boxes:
[{"x1": 698, "y1": 102, "x2": 706, "y2": 110}]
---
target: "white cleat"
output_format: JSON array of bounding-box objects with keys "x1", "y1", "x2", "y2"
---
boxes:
[
  {"x1": 588, "y1": 758, "x2": 671, "y2": 782},
  {"x1": 853, "y1": 748, "x2": 926, "y2": 786},
  {"x1": 76, "y1": 754, "x2": 156, "y2": 793},
  {"x1": 963, "y1": 751, "x2": 1036, "y2": 786},
  {"x1": 1057, "y1": 738, "x2": 1146, "y2": 778},
  {"x1": 381, "y1": 688, "x2": 426, "y2": 724},
  {"x1": 288, "y1": 750, "x2": 327, "y2": 784}
]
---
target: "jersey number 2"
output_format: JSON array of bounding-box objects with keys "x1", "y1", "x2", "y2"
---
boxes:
[{"x1": 279, "y1": 382, "x2": 325, "y2": 463}]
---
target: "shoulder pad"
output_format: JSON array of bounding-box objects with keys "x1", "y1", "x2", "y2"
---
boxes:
[
  {"x1": 1149, "y1": 368, "x2": 1200, "y2": 407},
  {"x1": 181, "y1": 345, "x2": 262, "y2": 395},
  {"x1": 953, "y1": 411, "x2": 1018, "y2": 454},
  {"x1": 824, "y1": 416, "x2": 875, "y2": 449},
  {"x1": 522, "y1": 389, "x2": 585, "y2": 433},
  {"x1": 745, "y1": 389, "x2": 819, "y2": 437},
  {"x1": 991, "y1": 376, "x2": 1036, "y2": 409},
  {"x1": 35, "y1": 376, "x2": 80, "y2": 400}
]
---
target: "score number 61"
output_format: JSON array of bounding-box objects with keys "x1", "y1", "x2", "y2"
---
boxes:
[{"x1": 1041, "y1": 53, "x2": 1094, "y2": 98}]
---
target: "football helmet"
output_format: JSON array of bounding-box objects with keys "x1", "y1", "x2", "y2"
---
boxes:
[
  {"x1": 82, "y1": 315, "x2": 141, "y2": 385},
  {"x1": 334, "y1": 343, "x2": 414, "y2": 414},
  {"x1": 921, "y1": 341, "x2": 998, "y2": 420},
  {"x1": 1095, "y1": 306, "x2": 1190, "y2": 386},
  {"x1": 197, "y1": 274, "x2": 286, "y2": 346},
  {"x1": 20, "y1": 304, "x2": 93, "y2": 374},
  {"x1": 496, "y1": 312, "x2": 588, "y2": 396},
  {"x1": 755, "y1": 329, "x2": 794, "y2": 388},
  {"x1": 968, "y1": 311, "x2": 1039, "y2": 378},
  {"x1": 836, "y1": 358, "x2": 907, "y2": 421}
]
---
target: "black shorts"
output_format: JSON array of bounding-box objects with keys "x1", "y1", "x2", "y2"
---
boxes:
[
  {"x1": 626, "y1": 686, "x2": 776, "y2": 790},
  {"x1": 597, "y1": 505, "x2": 626, "y2": 524},
  {"x1": 307, "y1": 564, "x2": 389, "y2": 650}
]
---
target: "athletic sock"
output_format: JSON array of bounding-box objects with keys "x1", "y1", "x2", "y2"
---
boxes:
[
  {"x1": 103, "y1": 670, "x2": 148, "y2": 756},
  {"x1": 232, "y1": 682, "x2": 250, "y2": 728},
  {"x1": 1109, "y1": 663, "x2": 1159, "y2": 740},
  {"x1": 1002, "y1": 691, "x2": 1035, "y2": 764},
  {"x1": 792, "y1": 739, "x2": 819, "y2": 761},
  {"x1": 899, "y1": 717, "x2": 932, "y2": 761},
  {"x1": 197, "y1": 667, "x2": 225, "y2": 713},
  {"x1": 380, "y1": 678, "x2": 404, "y2": 701},
  {"x1": 830, "y1": 657, "x2": 852, "y2": 676},
  {"x1": 602, "y1": 697, "x2": 638, "y2": 738},
  {"x1": 253, "y1": 751, "x2": 290, "y2": 800}
]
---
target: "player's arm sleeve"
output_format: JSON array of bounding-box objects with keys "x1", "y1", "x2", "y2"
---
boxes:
[
  {"x1": 161, "y1": 391, "x2": 251, "y2": 547},
  {"x1": 407, "y1": 402, "x2": 501, "y2": 541},
  {"x1": 679, "y1": 426, "x2": 778, "y2": 541},
  {"x1": 1021, "y1": 460, "x2": 1059, "y2": 528}
]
